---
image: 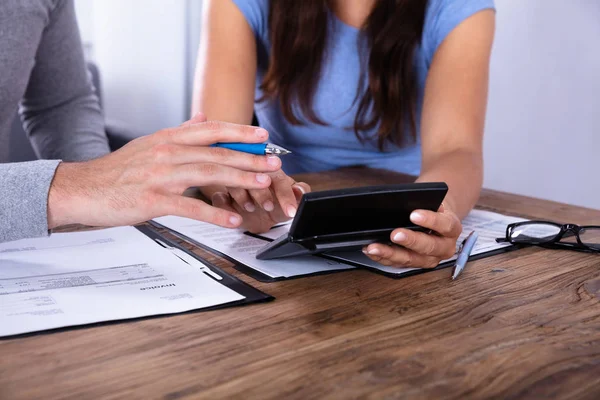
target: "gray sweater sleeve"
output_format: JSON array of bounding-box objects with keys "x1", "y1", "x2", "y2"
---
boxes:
[
  {"x1": 20, "y1": 0, "x2": 111, "y2": 161},
  {"x1": 0, "y1": 160, "x2": 61, "y2": 243},
  {"x1": 0, "y1": 0, "x2": 110, "y2": 243}
]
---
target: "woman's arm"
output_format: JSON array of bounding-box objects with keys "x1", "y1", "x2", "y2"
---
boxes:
[
  {"x1": 192, "y1": 0, "x2": 256, "y2": 124},
  {"x1": 363, "y1": 9, "x2": 495, "y2": 268},
  {"x1": 193, "y1": 0, "x2": 309, "y2": 233},
  {"x1": 417, "y1": 9, "x2": 496, "y2": 219}
]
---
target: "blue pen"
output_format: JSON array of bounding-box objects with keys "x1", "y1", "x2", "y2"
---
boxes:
[
  {"x1": 452, "y1": 230, "x2": 479, "y2": 280},
  {"x1": 211, "y1": 143, "x2": 291, "y2": 156}
]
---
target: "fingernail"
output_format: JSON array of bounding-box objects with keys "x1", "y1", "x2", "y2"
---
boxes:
[
  {"x1": 292, "y1": 184, "x2": 306, "y2": 194},
  {"x1": 263, "y1": 201, "x2": 274, "y2": 212},
  {"x1": 267, "y1": 156, "x2": 280, "y2": 167},
  {"x1": 229, "y1": 215, "x2": 242, "y2": 226},
  {"x1": 287, "y1": 205, "x2": 297, "y2": 218},
  {"x1": 393, "y1": 232, "x2": 407, "y2": 243},
  {"x1": 256, "y1": 174, "x2": 269, "y2": 184},
  {"x1": 411, "y1": 212, "x2": 425, "y2": 223},
  {"x1": 367, "y1": 248, "x2": 381, "y2": 256},
  {"x1": 244, "y1": 202, "x2": 255, "y2": 212},
  {"x1": 255, "y1": 128, "x2": 268, "y2": 138}
]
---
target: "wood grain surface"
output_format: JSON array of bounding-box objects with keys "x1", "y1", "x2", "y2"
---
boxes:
[{"x1": 2, "y1": 167, "x2": 600, "y2": 400}]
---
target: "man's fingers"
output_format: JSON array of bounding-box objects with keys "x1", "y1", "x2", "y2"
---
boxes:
[
  {"x1": 180, "y1": 112, "x2": 208, "y2": 127},
  {"x1": 172, "y1": 163, "x2": 272, "y2": 190},
  {"x1": 409, "y1": 209, "x2": 462, "y2": 238},
  {"x1": 248, "y1": 188, "x2": 275, "y2": 212},
  {"x1": 164, "y1": 120, "x2": 269, "y2": 146},
  {"x1": 149, "y1": 144, "x2": 281, "y2": 172},
  {"x1": 163, "y1": 195, "x2": 242, "y2": 228},
  {"x1": 390, "y1": 228, "x2": 456, "y2": 259},
  {"x1": 363, "y1": 244, "x2": 440, "y2": 269},
  {"x1": 228, "y1": 188, "x2": 255, "y2": 212},
  {"x1": 270, "y1": 171, "x2": 297, "y2": 218}
]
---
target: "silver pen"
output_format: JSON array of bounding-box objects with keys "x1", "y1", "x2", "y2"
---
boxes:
[{"x1": 452, "y1": 231, "x2": 479, "y2": 280}]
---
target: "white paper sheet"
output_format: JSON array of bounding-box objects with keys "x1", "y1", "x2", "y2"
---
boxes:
[
  {"x1": 153, "y1": 217, "x2": 353, "y2": 279},
  {"x1": 0, "y1": 227, "x2": 244, "y2": 337},
  {"x1": 155, "y1": 209, "x2": 527, "y2": 279}
]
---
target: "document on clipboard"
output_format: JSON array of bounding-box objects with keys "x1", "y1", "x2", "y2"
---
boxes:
[
  {"x1": 0, "y1": 226, "x2": 271, "y2": 338},
  {"x1": 154, "y1": 209, "x2": 527, "y2": 281}
]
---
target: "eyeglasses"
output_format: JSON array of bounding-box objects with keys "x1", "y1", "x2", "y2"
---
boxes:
[{"x1": 496, "y1": 221, "x2": 600, "y2": 253}]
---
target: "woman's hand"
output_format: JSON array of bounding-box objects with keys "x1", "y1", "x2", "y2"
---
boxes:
[
  {"x1": 211, "y1": 170, "x2": 311, "y2": 233},
  {"x1": 363, "y1": 204, "x2": 462, "y2": 269}
]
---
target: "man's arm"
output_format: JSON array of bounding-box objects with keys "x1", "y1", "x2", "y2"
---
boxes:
[{"x1": 20, "y1": 0, "x2": 110, "y2": 161}]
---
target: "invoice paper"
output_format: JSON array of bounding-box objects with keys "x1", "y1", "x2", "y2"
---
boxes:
[{"x1": 0, "y1": 227, "x2": 244, "y2": 337}]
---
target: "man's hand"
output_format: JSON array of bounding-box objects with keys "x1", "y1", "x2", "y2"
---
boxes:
[
  {"x1": 47, "y1": 114, "x2": 282, "y2": 229},
  {"x1": 211, "y1": 170, "x2": 311, "y2": 234}
]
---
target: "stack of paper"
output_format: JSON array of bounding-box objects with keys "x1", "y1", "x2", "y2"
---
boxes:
[{"x1": 0, "y1": 227, "x2": 254, "y2": 337}]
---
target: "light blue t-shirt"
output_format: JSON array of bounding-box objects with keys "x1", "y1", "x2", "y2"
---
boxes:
[{"x1": 232, "y1": 0, "x2": 495, "y2": 175}]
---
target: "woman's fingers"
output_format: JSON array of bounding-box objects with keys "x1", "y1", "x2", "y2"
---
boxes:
[
  {"x1": 291, "y1": 182, "x2": 310, "y2": 203},
  {"x1": 270, "y1": 171, "x2": 298, "y2": 218},
  {"x1": 363, "y1": 243, "x2": 440, "y2": 269},
  {"x1": 364, "y1": 204, "x2": 462, "y2": 269},
  {"x1": 228, "y1": 188, "x2": 256, "y2": 212},
  {"x1": 248, "y1": 187, "x2": 275, "y2": 212},
  {"x1": 390, "y1": 228, "x2": 456, "y2": 259},
  {"x1": 410, "y1": 208, "x2": 462, "y2": 238}
]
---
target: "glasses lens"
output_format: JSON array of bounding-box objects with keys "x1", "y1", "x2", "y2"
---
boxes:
[
  {"x1": 509, "y1": 223, "x2": 561, "y2": 243},
  {"x1": 579, "y1": 227, "x2": 600, "y2": 250}
]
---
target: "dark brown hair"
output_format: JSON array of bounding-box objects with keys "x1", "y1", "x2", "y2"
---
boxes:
[{"x1": 260, "y1": 0, "x2": 428, "y2": 150}]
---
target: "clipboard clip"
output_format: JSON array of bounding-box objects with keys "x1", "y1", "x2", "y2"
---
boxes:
[{"x1": 154, "y1": 238, "x2": 223, "y2": 281}]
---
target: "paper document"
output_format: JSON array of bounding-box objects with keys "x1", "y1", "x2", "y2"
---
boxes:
[
  {"x1": 153, "y1": 216, "x2": 353, "y2": 279},
  {"x1": 155, "y1": 209, "x2": 526, "y2": 280},
  {"x1": 0, "y1": 227, "x2": 244, "y2": 337}
]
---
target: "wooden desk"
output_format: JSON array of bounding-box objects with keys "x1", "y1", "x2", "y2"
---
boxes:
[{"x1": 2, "y1": 167, "x2": 600, "y2": 399}]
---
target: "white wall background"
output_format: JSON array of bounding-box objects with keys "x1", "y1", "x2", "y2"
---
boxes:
[
  {"x1": 484, "y1": 0, "x2": 600, "y2": 210},
  {"x1": 74, "y1": 0, "x2": 194, "y2": 134},
  {"x1": 74, "y1": 0, "x2": 600, "y2": 210}
]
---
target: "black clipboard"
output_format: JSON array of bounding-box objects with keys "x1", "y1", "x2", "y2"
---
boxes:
[{"x1": 1, "y1": 226, "x2": 274, "y2": 340}]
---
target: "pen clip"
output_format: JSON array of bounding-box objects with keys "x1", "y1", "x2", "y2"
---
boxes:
[{"x1": 457, "y1": 231, "x2": 474, "y2": 254}]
